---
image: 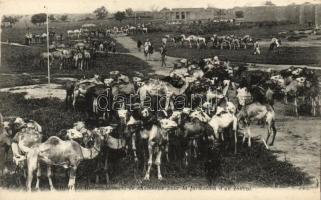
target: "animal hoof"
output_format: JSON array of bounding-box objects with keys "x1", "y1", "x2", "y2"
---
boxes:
[
  {"x1": 143, "y1": 176, "x2": 150, "y2": 181},
  {"x1": 158, "y1": 176, "x2": 163, "y2": 180}
]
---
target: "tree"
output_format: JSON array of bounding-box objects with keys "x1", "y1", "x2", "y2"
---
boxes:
[
  {"x1": 48, "y1": 14, "x2": 56, "y2": 22},
  {"x1": 264, "y1": 1, "x2": 275, "y2": 6},
  {"x1": 94, "y1": 6, "x2": 108, "y2": 20},
  {"x1": 125, "y1": 8, "x2": 134, "y2": 17},
  {"x1": 160, "y1": 7, "x2": 170, "y2": 12},
  {"x1": 1, "y1": 15, "x2": 19, "y2": 27},
  {"x1": 216, "y1": 9, "x2": 225, "y2": 20},
  {"x1": 235, "y1": 11, "x2": 244, "y2": 18},
  {"x1": 150, "y1": 4, "x2": 159, "y2": 12},
  {"x1": 31, "y1": 13, "x2": 46, "y2": 25},
  {"x1": 114, "y1": 11, "x2": 126, "y2": 22},
  {"x1": 60, "y1": 15, "x2": 68, "y2": 22}
]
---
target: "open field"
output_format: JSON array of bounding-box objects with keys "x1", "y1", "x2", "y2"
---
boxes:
[
  {"x1": 0, "y1": 21, "x2": 320, "y2": 191},
  {"x1": 1, "y1": 19, "x2": 132, "y2": 53},
  {"x1": 0, "y1": 45, "x2": 153, "y2": 79},
  {"x1": 131, "y1": 32, "x2": 321, "y2": 66}
]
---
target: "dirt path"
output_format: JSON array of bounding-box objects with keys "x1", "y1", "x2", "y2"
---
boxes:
[
  {"x1": 0, "y1": 83, "x2": 66, "y2": 100},
  {"x1": 0, "y1": 42, "x2": 31, "y2": 47},
  {"x1": 114, "y1": 36, "x2": 181, "y2": 76}
]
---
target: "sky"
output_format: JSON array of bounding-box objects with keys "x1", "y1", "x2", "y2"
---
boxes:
[{"x1": 0, "y1": 0, "x2": 320, "y2": 15}]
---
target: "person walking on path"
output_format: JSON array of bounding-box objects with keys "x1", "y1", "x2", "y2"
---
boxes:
[
  {"x1": 160, "y1": 45, "x2": 167, "y2": 67},
  {"x1": 253, "y1": 40, "x2": 261, "y2": 55},
  {"x1": 137, "y1": 40, "x2": 142, "y2": 52},
  {"x1": 144, "y1": 39, "x2": 152, "y2": 60},
  {"x1": 110, "y1": 41, "x2": 116, "y2": 54}
]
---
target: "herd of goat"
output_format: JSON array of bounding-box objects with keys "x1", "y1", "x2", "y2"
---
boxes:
[{"x1": 0, "y1": 55, "x2": 320, "y2": 191}]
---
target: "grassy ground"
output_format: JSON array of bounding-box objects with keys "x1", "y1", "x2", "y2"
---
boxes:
[
  {"x1": 0, "y1": 22, "x2": 318, "y2": 190},
  {"x1": 1, "y1": 21, "x2": 129, "y2": 53},
  {"x1": 166, "y1": 46, "x2": 321, "y2": 65},
  {"x1": 0, "y1": 92, "x2": 312, "y2": 190},
  {"x1": 1, "y1": 45, "x2": 153, "y2": 83},
  {"x1": 131, "y1": 32, "x2": 321, "y2": 65}
]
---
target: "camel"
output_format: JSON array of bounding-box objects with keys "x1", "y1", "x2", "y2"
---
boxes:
[
  {"x1": 39, "y1": 52, "x2": 53, "y2": 68},
  {"x1": 181, "y1": 34, "x2": 197, "y2": 48},
  {"x1": 284, "y1": 79, "x2": 319, "y2": 117},
  {"x1": 73, "y1": 52, "x2": 83, "y2": 70},
  {"x1": 72, "y1": 76, "x2": 104, "y2": 111},
  {"x1": 0, "y1": 113, "x2": 12, "y2": 175},
  {"x1": 181, "y1": 118, "x2": 215, "y2": 166},
  {"x1": 231, "y1": 38, "x2": 241, "y2": 50},
  {"x1": 283, "y1": 80, "x2": 304, "y2": 117},
  {"x1": 13, "y1": 125, "x2": 43, "y2": 164},
  {"x1": 137, "y1": 77, "x2": 194, "y2": 110},
  {"x1": 241, "y1": 35, "x2": 253, "y2": 49},
  {"x1": 94, "y1": 124, "x2": 127, "y2": 185},
  {"x1": 61, "y1": 49, "x2": 74, "y2": 70},
  {"x1": 51, "y1": 50, "x2": 64, "y2": 69},
  {"x1": 237, "y1": 102, "x2": 277, "y2": 149},
  {"x1": 208, "y1": 112, "x2": 238, "y2": 154},
  {"x1": 142, "y1": 119, "x2": 177, "y2": 180},
  {"x1": 83, "y1": 50, "x2": 91, "y2": 70},
  {"x1": 25, "y1": 126, "x2": 113, "y2": 191}
]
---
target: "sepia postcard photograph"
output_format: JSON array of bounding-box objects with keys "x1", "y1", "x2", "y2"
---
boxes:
[{"x1": 0, "y1": 0, "x2": 320, "y2": 199}]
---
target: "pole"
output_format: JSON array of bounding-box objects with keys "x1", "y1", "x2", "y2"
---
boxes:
[
  {"x1": 45, "y1": 5, "x2": 51, "y2": 96},
  {"x1": 0, "y1": 20, "x2": 2, "y2": 68}
]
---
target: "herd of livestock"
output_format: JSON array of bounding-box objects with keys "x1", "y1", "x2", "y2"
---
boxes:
[
  {"x1": 1, "y1": 23, "x2": 319, "y2": 191},
  {"x1": 0, "y1": 52, "x2": 320, "y2": 190}
]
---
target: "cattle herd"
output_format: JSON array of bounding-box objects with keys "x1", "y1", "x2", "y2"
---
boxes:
[{"x1": 0, "y1": 49, "x2": 320, "y2": 190}]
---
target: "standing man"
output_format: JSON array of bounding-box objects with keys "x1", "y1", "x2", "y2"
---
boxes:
[
  {"x1": 144, "y1": 39, "x2": 151, "y2": 60},
  {"x1": 137, "y1": 39, "x2": 142, "y2": 52},
  {"x1": 110, "y1": 41, "x2": 116, "y2": 54},
  {"x1": 253, "y1": 40, "x2": 260, "y2": 55},
  {"x1": 160, "y1": 44, "x2": 167, "y2": 67}
]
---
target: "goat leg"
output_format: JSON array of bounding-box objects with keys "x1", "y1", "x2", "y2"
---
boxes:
[
  {"x1": 270, "y1": 120, "x2": 277, "y2": 146},
  {"x1": 155, "y1": 150, "x2": 163, "y2": 180},
  {"x1": 247, "y1": 127, "x2": 252, "y2": 147},
  {"x1": 35, "y1": 162, "x2": 41, "y2": 191},
  {"x1": 47, "y1": 166, "x2": 55, "y2": 191},
  {"x1": 104, "y1": 156, "x2": 109, "y2": 186},
  {"x1": 143, "y1": 144, "x2": 153, "y2": 181},
  {"x1": 68, "y1": 166, "x2": 77, "y2": 191}
]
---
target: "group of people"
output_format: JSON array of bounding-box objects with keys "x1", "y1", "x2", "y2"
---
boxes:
[{"x1": 137, "y1": 39, "x2": 167, "y2": 67}]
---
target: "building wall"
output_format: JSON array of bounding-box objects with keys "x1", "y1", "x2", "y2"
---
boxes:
[
  {"x1": 158, "y1": 3, "x2": 321, "y2": 26},
  {"x1": 162, "y1": 8, "x2": 224, "y2": 21},
  {"x1": 316, "y1": 4, "x2": 321, "y2": 28},
  {"x1": 231, "y1": 6, "x2": 288, "y2": 22}
]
